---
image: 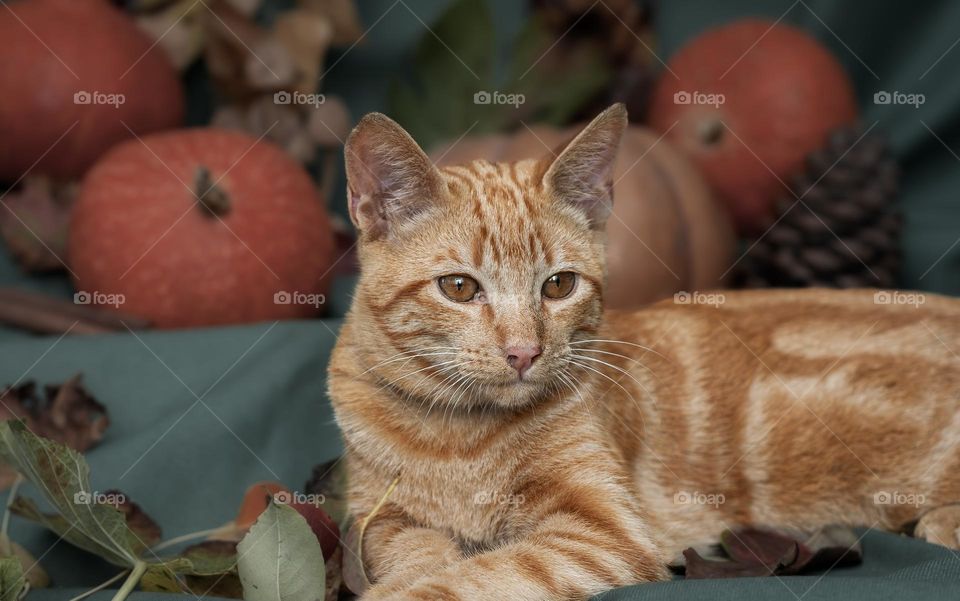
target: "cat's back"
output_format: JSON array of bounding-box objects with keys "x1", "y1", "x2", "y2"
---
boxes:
[{"x1": 609, "y1": 287, "x2": 960, "y2": 349}]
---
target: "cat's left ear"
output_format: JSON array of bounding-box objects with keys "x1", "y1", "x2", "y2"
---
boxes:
[
  {"x1": 344, "y1": 113, "x2": 445, "y2": 239},
  {"x1": 541, "y1": 103, "x2": 627, "y2": 228}
]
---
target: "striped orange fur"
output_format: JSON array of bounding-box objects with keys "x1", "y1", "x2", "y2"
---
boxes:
[{"x1": 328, "y1": 104, "x2": 960, "y2": 601}]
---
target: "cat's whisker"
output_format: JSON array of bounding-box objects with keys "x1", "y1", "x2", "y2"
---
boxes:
[
  {"x1": 430, "y1": 372, "x2": 472, "y2": 425},
  {"x1": 444, "y1": 376, "x2": 475, "y2": 430},
  {"x1": 359, "y1": 347, "x2": 460, "y2": 376},
  {"x1": 569, "y1": 339, "x2": 671, "y2": 362},
  {"x1": 557, "y1": 365, "x2": 603, "y2": 427},
  {"x1": 378, "y1": 359, "x2": 461, "y2": 393},
  {"x1": 564, "y1": 358, "x2": 648, "y2": 429},
  {"x1": 569, "y1": 347, "x2": 658, "y2": 379},
  {"x1": 421, "y1": 366, "x2": 471, "y2": 422},
  {"x1": 422, "y1": 363, "x2": 469, "y2": 400},
  {"x1": 568, "y1": 353, "x2": 657, "y2": 405}
]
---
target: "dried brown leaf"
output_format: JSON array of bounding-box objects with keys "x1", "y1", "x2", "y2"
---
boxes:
[{"x1": 0, "y1": 176, "x2": 75, "y2": 273}]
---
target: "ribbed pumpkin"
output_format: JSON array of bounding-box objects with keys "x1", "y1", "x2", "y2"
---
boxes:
[
  {"x1": 68, "y1": 128, "x2": 335, "y2": 328},
  {"x1": 433, "y1": 125, "x2": 735, "y2": 309}
]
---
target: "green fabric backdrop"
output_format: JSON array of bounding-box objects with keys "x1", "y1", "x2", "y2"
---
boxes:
[{"x1": 2, "y1": 0, "x2": 959, "y2": 598}]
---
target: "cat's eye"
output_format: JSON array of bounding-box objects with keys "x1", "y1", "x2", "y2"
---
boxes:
[
  {"x1": 542, "y1": 272, "x2": 577, "y2": 299},
  {"x1": 438, "y1": 275, "x2": 480, "y2": 302}
]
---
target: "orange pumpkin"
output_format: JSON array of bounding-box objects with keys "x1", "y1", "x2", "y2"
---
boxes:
[
  {"x1": 68, "y1": 128, "x2": 335, "y2": 328},
  {"x1": 648, "y1": 20, "x2": 858, "y2": 233},
  {"x1": 432, "y1": 125, "x2": 735, "y2": 309},
  {"x1": 0, "y1": 0, "x2": 184, "y2": 182}
]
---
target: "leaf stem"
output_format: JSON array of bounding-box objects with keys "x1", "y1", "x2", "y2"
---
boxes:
[
  {"x1": 151, "y1": 525, "x2": 232, "y2": 552},
  {"x1": 1, "y1": 473, "x2": 24, "y2": 555},
  {"x1": 67, "y1": 570, "x2": 129, "y2": 601},
  {"x1": 110, "y1": 560, "x2": 147, "y2": 601}
]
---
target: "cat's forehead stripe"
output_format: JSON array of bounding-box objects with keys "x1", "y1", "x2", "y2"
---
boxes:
[{"x1": 438, "y1": 160, "x2": 562, "y2": 270}]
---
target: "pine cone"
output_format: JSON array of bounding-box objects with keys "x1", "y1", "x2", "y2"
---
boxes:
[{"x1": 736, "y1": 125, "x2": 902, "y2": 289}]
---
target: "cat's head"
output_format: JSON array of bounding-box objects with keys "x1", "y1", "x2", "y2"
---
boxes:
[{"x1": 344, "y1": 104, "x2": 627, "y2": 411}]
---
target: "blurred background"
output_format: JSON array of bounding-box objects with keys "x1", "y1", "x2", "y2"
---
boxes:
[{"x1": 0, "y1": 0, "x2": 959, "y2": 598}]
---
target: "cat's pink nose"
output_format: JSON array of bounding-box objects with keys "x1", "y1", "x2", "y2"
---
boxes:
[{"x1": 505, "y1": 345, "x2": 542, "y2": 378}]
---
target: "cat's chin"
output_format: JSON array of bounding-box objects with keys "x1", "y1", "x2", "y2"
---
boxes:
[{"x1": 480, "y1": 379, "x2": 555, "y2": 410}]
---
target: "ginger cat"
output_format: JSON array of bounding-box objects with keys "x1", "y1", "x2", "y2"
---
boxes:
[{"x1": 328, "y1": 104, "x2": 960, "y2": 601}]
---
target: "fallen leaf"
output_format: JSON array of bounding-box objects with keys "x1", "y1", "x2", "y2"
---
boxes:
[
  {"x1": 272, "y1": 9, "x2": 333, "y2": 96},
  {"x1": 0, "y1": 176, "x2": 75, "y2": 273},
  {"x1": 323, "y1": 546, "x2": 342, "y2": 601},
  {"x1": 720, "y1": 528, "x2": 807, "y2": 568},
  {"x1": 0, "y1": 556, "x2": 24, "y2": 601},
  {"x1": 0, "y1": 421, "x2": 156, "y2": 565},
  {"x1": 0, "y1": 534, "x2": 48, "y2": 589},
  {"x1": 237, "y1": 500, "x2": 325, "y2": 601},
  {"x1": 0, "y1": 421, "x2": 234, "y2": 588},
  {"x1": 304, "y1": 457, "x2": 348, "y2": 527},
  {"x1": 143, "y1": 541, "x2": 243, "y2": 598},
  {"x1": 180, "y1": 541, "x2": 239, "y2": 593},
  {"x1": 683, "y1": 547, "x2": 782, "y2": 579},
  {"x1": 0, "y1": 374, "x2": 109, "y2": 491},
  {"x1": 681, "y1": 526, "x2": 863, "y2": 579},
  {"x1": 108, "y1": 490, "x2": 162, "y2": 550},
  {"x1": 135, "y1": 0, "x2": 205, "y2": 71}
]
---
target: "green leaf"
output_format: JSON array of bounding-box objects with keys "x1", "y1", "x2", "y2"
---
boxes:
[
  {"x1": 504, "y1": 17, "x2": 613, "y2": 126},
  {"x1": 388, "y1": 0, "x2": 496, "y2": 149},
  {"x1": 0, "y1": 534, "x2": 48, "y2": 589},
  {"x1": 237, "y1": 500, "x2": 325, "y2": 601},
  {"x1": 0, "y1": 420, "x2": 144, "y2": 566},
  {"x1": 0, "y1": 419, "x2": 241, "y2": 598},
  {"x1": 0, "y1": 556, "x2": 24, "y2": 601}
]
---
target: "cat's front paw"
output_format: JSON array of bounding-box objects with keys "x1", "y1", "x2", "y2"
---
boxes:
[{"x1": 915, "y1": 503, "x2": 960, "y2": 549}]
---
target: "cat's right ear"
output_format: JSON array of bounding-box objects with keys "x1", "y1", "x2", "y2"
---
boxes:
[{"x1": 344, "y1": 113, "x2": 445, "y2": 239}]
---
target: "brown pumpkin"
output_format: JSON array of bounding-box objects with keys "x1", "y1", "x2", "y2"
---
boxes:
[{"x1": 432, "y1": 125, "x2": 735, "y2": 309}]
